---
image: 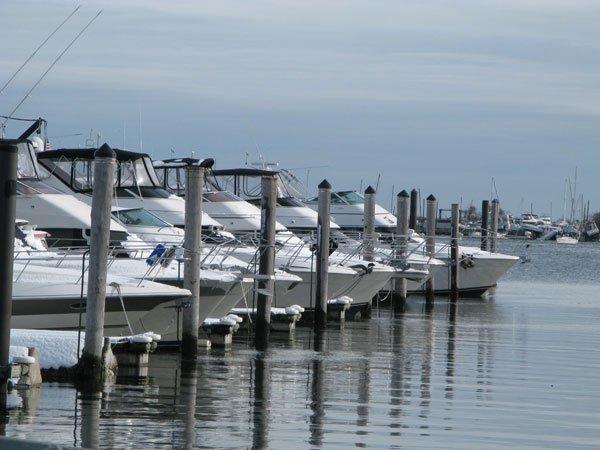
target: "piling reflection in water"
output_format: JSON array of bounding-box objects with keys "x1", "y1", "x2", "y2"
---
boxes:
[{"x1": 251, "y1": 353, "x2": 270, "y2": 450}]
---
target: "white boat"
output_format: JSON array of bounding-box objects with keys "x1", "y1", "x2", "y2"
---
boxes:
[
  {"x1": 12, "y1": 226, "x2": 192, "y2": 340},
  {"x1": 154, "y1": 160, "x2": 413, "y2": 315},
  {"x1": 556, "y1": 235, "x2": 578, "y2": 244},
  {"x1": 295, "y1": 184, "x2": 519, "y2": 297},
  {"x1": 14, "y1": 221, "x2": 254, "y2": 343},
  {"x1": 17, "y1": 138, "x2": 131, "y2": 248},
  {"x1": 36, "y1": 147, "x2": 224, "y2": 232}
]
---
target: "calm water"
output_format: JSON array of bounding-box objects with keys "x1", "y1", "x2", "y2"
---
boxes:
[{"x1": 5, "y1": 238, "x2": 600, "y2": 449}]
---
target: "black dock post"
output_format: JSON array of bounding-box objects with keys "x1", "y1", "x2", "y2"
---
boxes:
[
  {"x1": 409, "y1": 188, "x2": 419, "y2": 231},
  {"x1": 0, "y1": 140, "x2": 17, "y2": 398},
  {"x1": 481, "y1": 200, "x2": 489, "y2": 251}
]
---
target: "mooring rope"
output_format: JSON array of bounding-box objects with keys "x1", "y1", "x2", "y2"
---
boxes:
[{"x1": 109, "y1": 282, "x2": 134, "y2": 335}]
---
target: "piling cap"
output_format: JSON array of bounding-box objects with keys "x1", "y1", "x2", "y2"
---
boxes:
[
  {"x1": 365, "y1": 185, "x2": 376, "y2": 194},
  {"x1": 427, "y1": 194, "x2": 436, "y2": 201},
  {"x1": 318, "y1": 179, "x2": 331, "y2": 189},
  {"x1": 411, "y1": 188, "x2": 418, "y2": 194},
  {"x1": 398, "y1": 190, "x2": 409, "y2": 198},
  {"x1": 94, "y1": 143, "x2": 116, "y2": 159},
  {"x1": 0, "y1": 139, "x2": 23, "y2": 154}
]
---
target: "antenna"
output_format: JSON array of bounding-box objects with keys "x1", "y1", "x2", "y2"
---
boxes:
[
  {"x1": 138, "y1": 105, "x2": 143, "y2": 153},
  {"x1": 2, "y1": 10, "x2": 103, "y2": 128},
  {"x1": 0, "y1": 6, "x2": 81, "y2": 97}
]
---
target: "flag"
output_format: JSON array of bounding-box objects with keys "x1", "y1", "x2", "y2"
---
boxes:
[{"x1": 44, "y1": 141, "x2": 52, "y2": 151}]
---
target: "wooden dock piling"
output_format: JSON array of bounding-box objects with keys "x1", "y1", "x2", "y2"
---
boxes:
[
  {"x1": 182, "y1": 163, "x2": 204, "y2": 360},
  {"x1": 363, "y1": 186, "x2": 376, "y2": 262},
  {"x1": 394, "y1": 190, "x2": 410, "y2": 304},
  {"x1": 425, "y1": 195, "x2": 437, "y2": 303},
  {"x1": 315, "y1": 179, "x2": 332, "y2": 330},
  {"x1": 450, "y1": 203, "x2": 460, "y2": 302},
  {"x1": 255, "y1": 175, "x2": 277, "y2": 351},
  {"x1": 491, "y1": 199, "x2": 499, "y2": 253},
  {"x1": 80, "y1": 144, "x2": 117, "y2": 386}
]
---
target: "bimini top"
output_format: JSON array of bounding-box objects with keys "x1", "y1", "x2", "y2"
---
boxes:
[
  {"x1": 153, "y1": 158, "x2": 215, "y2": 169},
  {"x1": 211, "y1": 167, "x2": 278, "y2": 177},
  {"x1": 37, "y1": 147, "x2": 151, "y2": 162},
  {"x1": 37, "y1": 147, "x2": 165, "y2": 194}
]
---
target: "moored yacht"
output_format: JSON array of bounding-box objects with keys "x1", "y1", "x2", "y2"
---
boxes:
[
  {"x1": 16, "y1": 138, "x2": 130, "y2": 248},
  {"x1": 36, "y1": 147, "x2": 223, "y2": 233},
  {"x1": 155, "y1": 159, "x2": 412, "y2": 315}
]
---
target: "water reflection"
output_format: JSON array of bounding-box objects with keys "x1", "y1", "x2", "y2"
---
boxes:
[
  {"x1": 251, "y1": 353, "x2": 270, "y2": 450},
  {"x1": 79, "y1": 391, "x2": 100, "y2": 450},
  {"x1": 179, "y1": 364, "x2": 198, "y2": 449},
  {"x1": 11, "y1": 271, "x2": 600, "y2": 448}
]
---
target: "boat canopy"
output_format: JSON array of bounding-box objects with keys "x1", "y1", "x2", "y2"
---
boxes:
[{"x1": 37, "y1": 148, "x2": 167, "y2": 195}]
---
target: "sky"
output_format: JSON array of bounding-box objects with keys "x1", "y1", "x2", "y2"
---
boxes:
[{"x1": 2, "y1": 0, "x2": 600, "y2": 220}]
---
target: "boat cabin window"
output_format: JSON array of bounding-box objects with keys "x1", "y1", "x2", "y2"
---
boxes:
[{"x1": 112, "y1": 208, "x2": 169, "y2": 227}]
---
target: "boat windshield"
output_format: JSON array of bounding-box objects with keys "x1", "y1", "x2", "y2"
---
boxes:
[
  {"x1": 277, "y1": 197, "x2": 306, "y2": 207},
  {"x1": 119, "y1": 157, "x2": 162, "y2": 188},
  {"x1": 17, "y1": 142, "x2": 40, "y2": 180},
  {"x1": 333, "y1": 191, "x2": 364, "y2": 205},
  {"x1": 155, "y1": 166, "x2": 185, "y2": 195},
  {"x1": 306, "y1": 191, "x2": 365, "y2": 205},
  {"x1": 203, "y1": 191, "x2": 243, "y2": 202},
  {"x1": 17, "y1": 180, "x2": 64, "y2": 195},
  {"x1": 112, "y1": 208, "x2": 169, "y2": 227}
]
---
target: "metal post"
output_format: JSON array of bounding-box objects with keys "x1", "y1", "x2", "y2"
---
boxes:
[
  {"x1": 480, "y1": 200, "x2": 489, "y2": 251},
  {"x1": 491, "y1": 199, "x2": 499, "y2": 253},
  {"x1": 255, "y1": 175, "x2": 277, "y2": 350},
  {"x1": 0, "y1": 140, "x2": 17, "y2": 375},
  {"x1": 182, "y1": 164, "x2": 203, "y2": 359},
  {"x1": 425, "y1": 195, "x2": 437, "y2": 302},
  {"x1": 394, "y1": 190, "x2": 410, "y2": 303},
  {"x1": 409, "y1": 188, "x2": 419, "y2": 231},
  {"x1": 315, "y1": 180, "x2": 331, "y2": 330},
  {"x1": 81, "y1": 144, "x2": 116, "y2": 385},
  {"x1": 363, "y1": 186, "x2": 376, "y2": 262},
  {"x1": 450, "y1": 203, "x2": 460, "y2": 302}
]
